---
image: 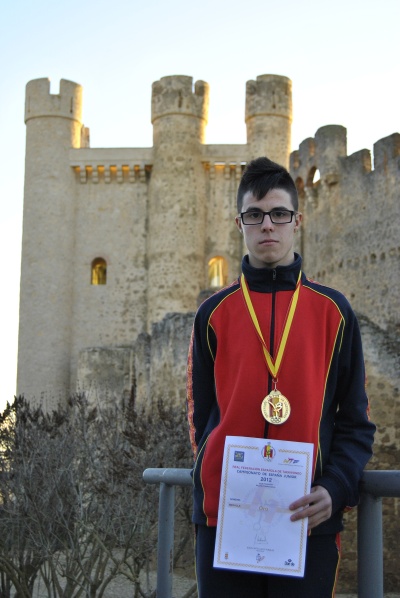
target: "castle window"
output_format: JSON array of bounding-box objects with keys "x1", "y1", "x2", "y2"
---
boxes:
[
  {"x1": 208, "y1": 256, "x2": 228, "y2": 289},
  {"x1": 312, "y1": 169, "x2": 321, "y2": 185},
  {"x1": 91, "y1": 258, "x2": 107, "y2": 285},
  {"x1": 307, "y1": 167, "x2": 320, "y2": 187}
]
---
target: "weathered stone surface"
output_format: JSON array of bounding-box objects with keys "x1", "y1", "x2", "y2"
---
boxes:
[{"x1": 77, "y1": 312, "x2": 194, "y2": 413}]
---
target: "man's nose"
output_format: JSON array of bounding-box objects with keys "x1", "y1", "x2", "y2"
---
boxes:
[{"x1": 261, "y1": 213, "x2": 274, "y2": 230}]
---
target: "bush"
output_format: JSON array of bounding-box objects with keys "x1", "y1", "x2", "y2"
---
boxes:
[{"x1": 0, "y1": 394, "x2": 194, "y2": 598}]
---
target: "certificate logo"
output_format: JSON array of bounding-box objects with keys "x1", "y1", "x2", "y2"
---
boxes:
[
  {"x1": 261, "y1": 442, "x2": 275, "y2": 461},
  {"x1": 234, "y1": 451, "x2": 245, "y2": 462}
]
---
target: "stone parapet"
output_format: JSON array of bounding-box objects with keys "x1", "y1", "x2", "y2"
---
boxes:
[
  {"x1": 25, "y1": 78, "x2": 83, "y2": 124},
  {"x1": 151, "y1": 75, "x2": 209, "y2": 125}
]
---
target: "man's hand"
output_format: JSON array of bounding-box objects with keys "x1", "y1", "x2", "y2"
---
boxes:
[{"x1": 289, "y1": 485, "x2": 332, "y2": 531}]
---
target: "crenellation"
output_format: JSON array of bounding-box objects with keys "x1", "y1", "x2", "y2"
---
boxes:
[
  {"x1": 314, "y1": 125, "x2": 346, "y2": 182},
  {"x1": 289, "y1": 149, "x2": 300, "y2": 171},
  {"x1": 245, "y1": 75, "x2": 292, "y2": 120},
  {"x1": 373, "y1": 132, "x2": 400, "y2": 171},
  {"x1": 81, "y1": 126, "x2": 90, "y2": 148},
  {"x1": 151, "y1": 75, "x2": 209, "y2": 127},
  {"x1": 299, "y1": 137, "x2": 315, "y2": 158},
  {"x1": 25, "y1": 78, "x2": 83, "y2": 125},
  {"x1": 290, "y1": 138, "x2": 316, "y2": 186},
  {"x1": 341, "y1": 149, "x2": 372, "y2": 175}
]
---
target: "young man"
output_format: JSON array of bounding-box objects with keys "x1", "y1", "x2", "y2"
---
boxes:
[{"x1": 187, "y1": 157, "x2": 375, "y2": 597}]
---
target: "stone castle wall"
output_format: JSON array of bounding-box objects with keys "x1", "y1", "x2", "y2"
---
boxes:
[{"x1": 290, "y1": 126, "x2": 400, "y2": 334}]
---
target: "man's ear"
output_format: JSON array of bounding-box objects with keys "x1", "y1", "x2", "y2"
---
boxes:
[
  {"x1": 294, "y1": 212, "x2": 303, "y2": 232},
  {"x1": 235, "y1": 215, "x2": 243, "y2": 234}
]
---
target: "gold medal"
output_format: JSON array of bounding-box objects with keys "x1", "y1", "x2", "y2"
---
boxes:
[
  {"x1": 241, "y1": 272, "x2": 301, "y2": 427},
  {"x1": 261, "y1": 388, "x2": 291, "y2": 425}
]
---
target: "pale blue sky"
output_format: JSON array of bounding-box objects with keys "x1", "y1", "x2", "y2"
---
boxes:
[{"x1": 0, "y1": 0, "x2": 399, "y2": 409}]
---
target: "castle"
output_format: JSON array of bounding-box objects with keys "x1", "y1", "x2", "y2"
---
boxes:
[
  {"x1": 18, "y1": 74, "x2": 294, "y2": 403},
  {"x1": 18, "y1": 73, "x2": 398, "y2": 402},
  {"x1": 16, "y1": 73, "x2": 400, "y2": 589}
]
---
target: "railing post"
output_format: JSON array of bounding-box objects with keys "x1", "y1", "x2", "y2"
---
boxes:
[
  {"x1": 143, "y1": 468, "x2": 192, "y2": 597},
  {"x1": 156, "y1": 481, "x2": 175, "y2": 598},
  {"x1": 357, "y1": 492, "x2": 383, "y2": 598}
]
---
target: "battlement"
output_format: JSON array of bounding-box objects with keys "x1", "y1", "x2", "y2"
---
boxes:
[
  {"x1": 151, "y1": 75, "x2": 209, "y2": 124},
  {"x1": 373, "y1": 133, "x2": 400, "y2": 171},
  {"x1": 290, "y1": 127, "x2": 400, "y2": 186},
  {"x1": 25, "y1": 78, "x2": 83, "y2": 124},
  {"x1": 290, "y1": 125, "x2": 347, "y2": 185},
  {"x1": 290, "y1": 124, "x2": 399, "y2": 338},
  {"x1": 245, "y1": 74, "x2": 292, "y2": 123}
]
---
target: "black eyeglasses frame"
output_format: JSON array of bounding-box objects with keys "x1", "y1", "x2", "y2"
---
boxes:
[{"x1": 239, "y1": 209, "x2": 296, "y2": 225}]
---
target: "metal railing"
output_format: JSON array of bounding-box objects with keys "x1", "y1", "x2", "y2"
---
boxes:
[
  {"x1": 357, "y1": 470, "x2": 400, "y2": 597},
  {"x1": 143, "y1": 468, "x2": 400, "y2": 598}
]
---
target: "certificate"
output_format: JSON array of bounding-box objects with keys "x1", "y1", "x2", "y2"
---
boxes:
[{"x1": 214, "y1": 436, "x2": 314, "y2": 577}]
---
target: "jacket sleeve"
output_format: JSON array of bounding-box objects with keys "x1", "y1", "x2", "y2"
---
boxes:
[
  {"x1": 313, "y1": 305, "x2": 376, "y2": 515},
  {"x1": 187, "y1": 304, "x2": 219, "y2": 461}
]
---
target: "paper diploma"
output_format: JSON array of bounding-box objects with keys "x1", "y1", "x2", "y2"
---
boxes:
[{"x1": 214, "y1": 436, "x2": 314, "y2": 577}]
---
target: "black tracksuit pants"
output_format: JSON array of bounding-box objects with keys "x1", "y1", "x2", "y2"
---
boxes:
[{"x1": 195, "y1": 525, "x2": 340, "y2": 598}]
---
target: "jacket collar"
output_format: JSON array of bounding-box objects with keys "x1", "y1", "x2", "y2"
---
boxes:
[{"x1": 241, "y1": 253, "x2": 303, "y2": 292}]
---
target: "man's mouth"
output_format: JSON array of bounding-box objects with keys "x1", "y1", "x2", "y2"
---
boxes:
[{"x1": 260, "y1": 239, "x2": 278, "y2": 245}]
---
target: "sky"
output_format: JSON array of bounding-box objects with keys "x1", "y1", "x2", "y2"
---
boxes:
[{"x1": 0, "y1": 0, "x2": 399, "y2": 410}]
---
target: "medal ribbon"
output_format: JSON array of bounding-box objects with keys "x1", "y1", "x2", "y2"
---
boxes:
[{"x1": 240, "y1": 272, "x2": 302, "y2": 379}]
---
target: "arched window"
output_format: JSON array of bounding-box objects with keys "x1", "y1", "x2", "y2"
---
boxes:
[
  {"x1": 91, "y1": 258, "x2": 107, "y2": 285},
  {"x1": 208, "y1": 256, "x2": 228, "y2": 289}
]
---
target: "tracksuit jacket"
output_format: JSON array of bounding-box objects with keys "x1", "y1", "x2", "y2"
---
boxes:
[{"x1": 187, "y1": 254, "x2": 375, "y2": 534}]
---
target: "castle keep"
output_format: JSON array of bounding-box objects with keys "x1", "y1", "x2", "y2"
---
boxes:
[
  {"x1": 16, "y1": 73, "x2": 400, "y2": 590},
  {"x1": 18, "y1": 74, "x2": 293, "y2": 401}
]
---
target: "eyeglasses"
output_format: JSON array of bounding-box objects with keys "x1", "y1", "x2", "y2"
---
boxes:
[{"x1": 240, "y1": 209, "x2": 296, "y2": 225}]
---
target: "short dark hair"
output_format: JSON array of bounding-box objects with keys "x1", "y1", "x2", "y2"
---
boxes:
[{"x1": 237, "y1": 157, "x2": 298, "y2": 213}]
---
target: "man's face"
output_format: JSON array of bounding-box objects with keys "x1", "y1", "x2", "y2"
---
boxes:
[{"x1": 235, "y1": 188, "x2": 302, "y2": 269}]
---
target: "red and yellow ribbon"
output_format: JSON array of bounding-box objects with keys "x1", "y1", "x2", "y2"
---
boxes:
[{"x1": 240, "y1": 272, "x2": 302, "y2": 379}]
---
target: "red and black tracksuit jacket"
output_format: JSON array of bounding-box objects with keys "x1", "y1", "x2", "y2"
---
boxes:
[{"x1": 187, "y1": 254, "x2": 375, "y2": 534}]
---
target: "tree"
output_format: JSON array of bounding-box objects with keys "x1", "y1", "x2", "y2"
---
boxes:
[{"x1": 0, "y1": 394, "x2": 194, "y2": 598}]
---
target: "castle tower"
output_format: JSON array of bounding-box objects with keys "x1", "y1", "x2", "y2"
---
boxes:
[
  {"x1": 146, "y1": 76, "x2": 209, "y2": 327},
  {"x1": 245, "y1": 74, "x2": 292, "y2": 167},
  {"x1": 17, "y1": 79, "x2": 83, "y2": 403}
]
